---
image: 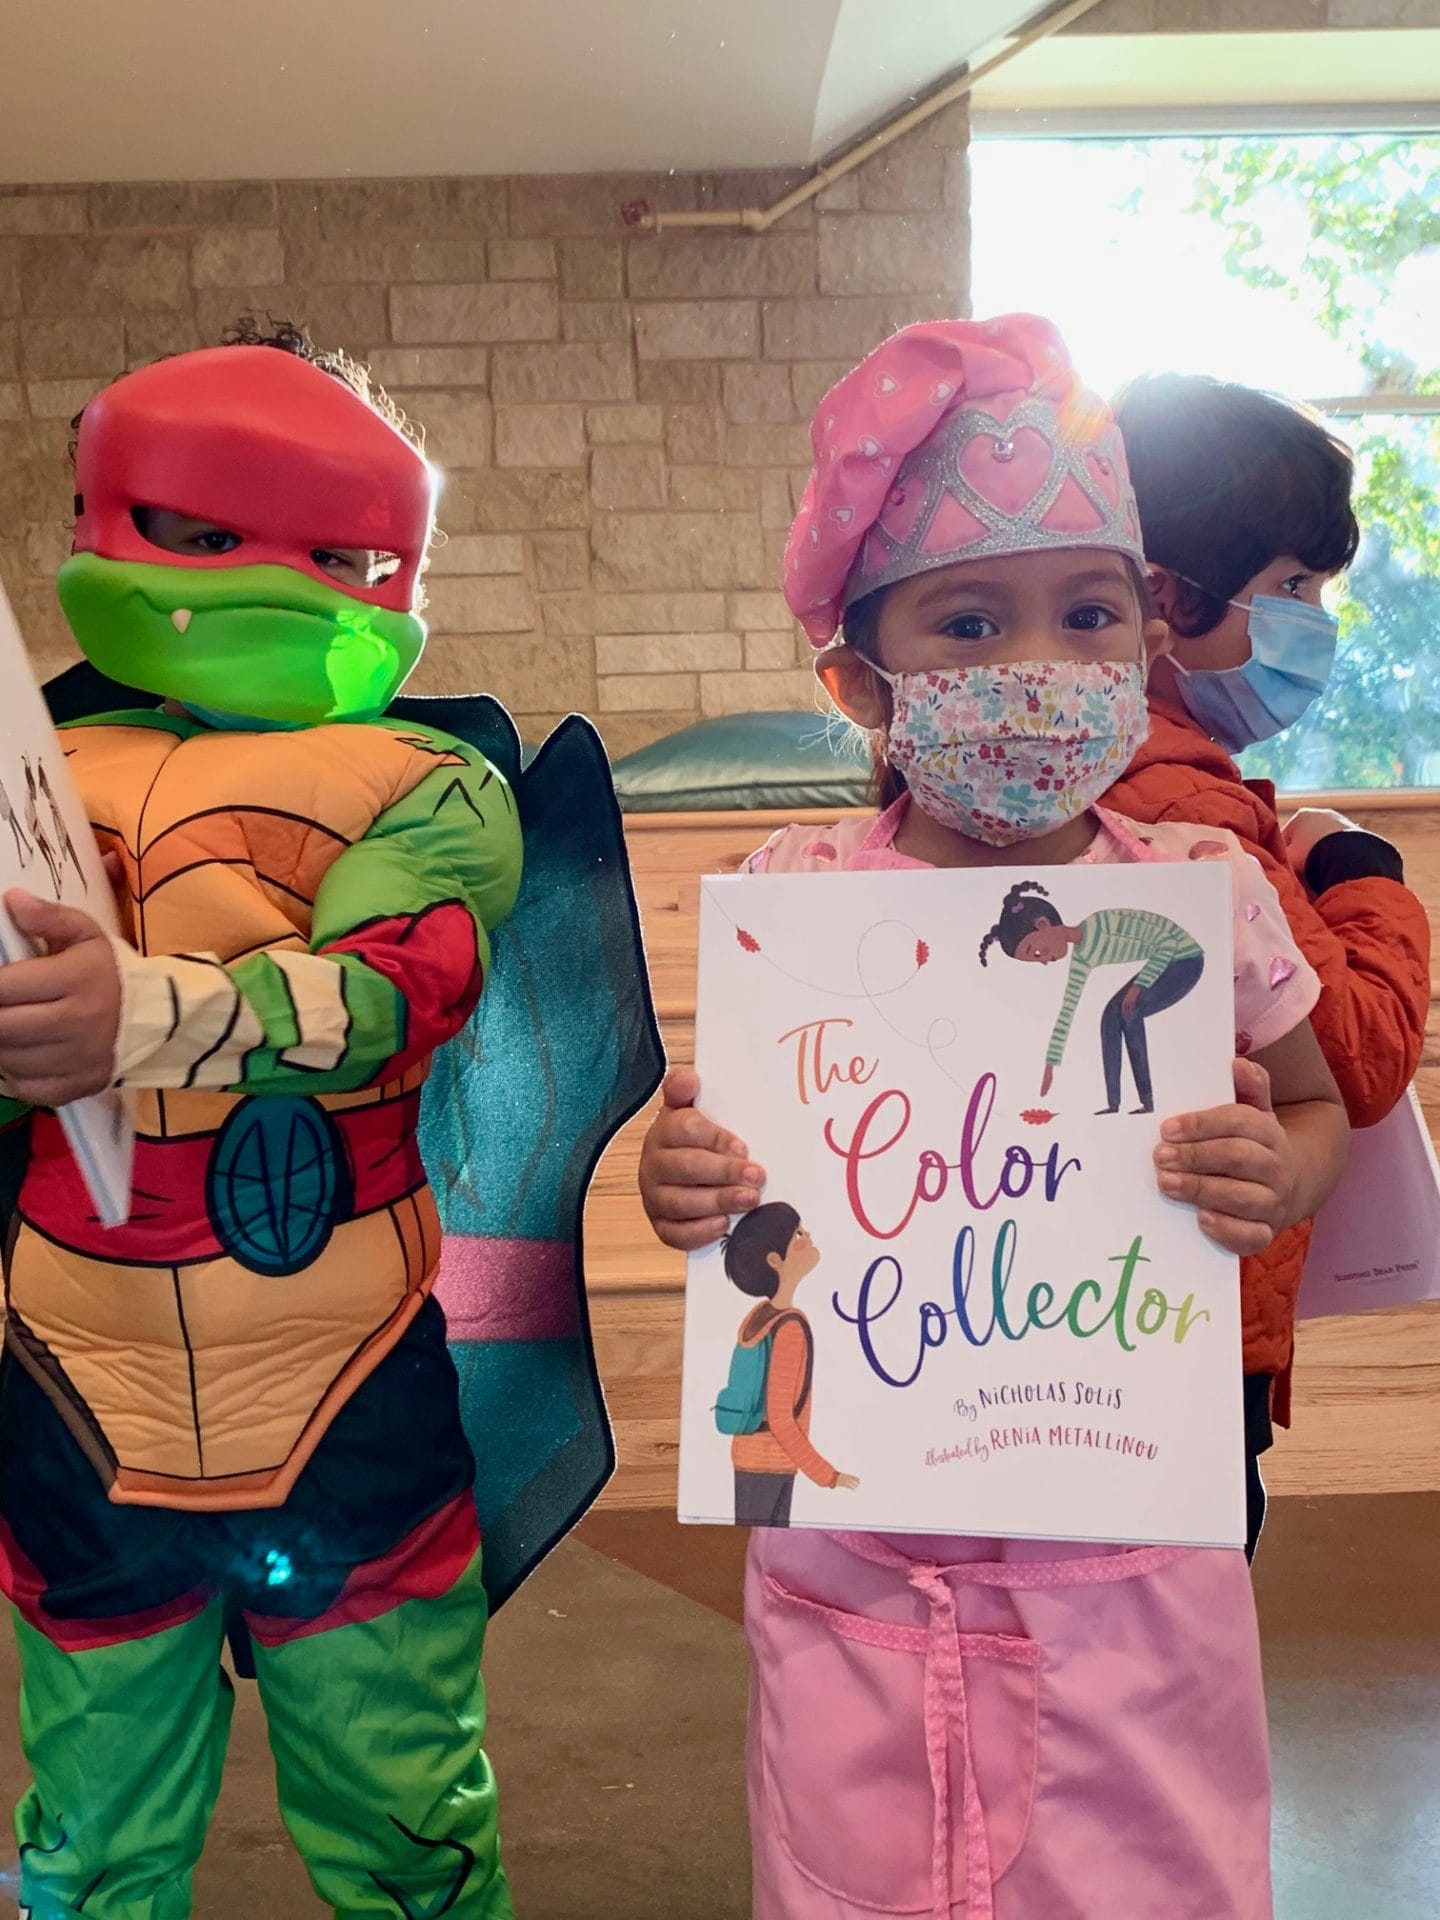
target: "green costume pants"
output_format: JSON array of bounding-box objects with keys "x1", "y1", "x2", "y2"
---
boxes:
[{"x1": 11, "y1": 1552, "x2": 512, "y2": 1920}]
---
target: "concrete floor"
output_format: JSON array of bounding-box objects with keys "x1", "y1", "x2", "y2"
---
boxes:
[
  {"x1": 0, "y1": 1495, "x2": 1435, "y2": 1918},
  {"x1": 1259, "y1": 1497, "x2": 1440, "y2": 1920}
]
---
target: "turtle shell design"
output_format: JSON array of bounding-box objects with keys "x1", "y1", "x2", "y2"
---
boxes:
[{"x1": 206, "y1": 1095, "x2": 354, "y2": 1277}]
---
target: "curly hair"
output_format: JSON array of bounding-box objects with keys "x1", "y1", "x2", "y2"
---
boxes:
[
  {"x1": 66, "y1": 317, "x2": 436, "y2": 604},
  {"x1": 220, "y1": 314, "x2": 424, "y2": 454},
  {"x1": 69, "y1": 314, "x2": 424, "y2": 465},
  {"x1": 978, "y1": 880, "x2": 1062, "y2": 967}
]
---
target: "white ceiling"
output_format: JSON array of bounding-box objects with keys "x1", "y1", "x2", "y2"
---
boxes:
[{"x1": 1, "y1": 0, "x2": 1050, "y2": 184}]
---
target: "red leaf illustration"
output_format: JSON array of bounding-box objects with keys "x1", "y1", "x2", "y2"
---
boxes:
[
  {"x1": 737, "y1": 928, "x2": 761, "y2": 954},
  {"x1": 915, "y1": 939, "x2": 930, "y2": 968},
  {"x1": 1020, "y1": 1108, "x2": 1055, "y2": 1126}
]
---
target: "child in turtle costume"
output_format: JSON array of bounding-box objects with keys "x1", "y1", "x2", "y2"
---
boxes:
[{"x1": 0, "y1": 332, "x2": 661, "y2": 1919}]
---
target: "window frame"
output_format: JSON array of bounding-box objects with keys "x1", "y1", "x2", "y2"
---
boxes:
[{"x1": 969, "y1": 114, "x2": 1440, "y2": 802}]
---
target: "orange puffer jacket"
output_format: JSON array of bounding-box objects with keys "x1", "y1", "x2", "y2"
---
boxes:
[{"x1": 1105, "y1": 706, "x2": 1433, "y2": 1402}]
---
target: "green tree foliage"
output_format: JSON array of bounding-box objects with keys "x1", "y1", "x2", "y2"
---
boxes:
[{"x1": 1182, "y1": 136, "x2": 1440, "y2": 787}]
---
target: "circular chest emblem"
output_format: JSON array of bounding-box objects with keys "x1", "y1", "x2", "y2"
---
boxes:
[{"x1": 206, "y1": 1097, "x2": 354, "y2": 1276}]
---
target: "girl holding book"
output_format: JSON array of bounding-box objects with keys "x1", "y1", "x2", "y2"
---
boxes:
[{"x1": 638, "y1": 316, "x2": 1349, "y2": 1920}]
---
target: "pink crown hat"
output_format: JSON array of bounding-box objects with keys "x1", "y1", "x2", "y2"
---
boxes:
[{"x1": 783, "y1": 314, "x2": 1145, "y2": 646}]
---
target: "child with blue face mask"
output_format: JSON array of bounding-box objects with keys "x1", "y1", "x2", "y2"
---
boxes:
[
  {"x1": 1104, "y1": 371, "x2": 1433, "y2": 1558},
  {"x1": 1116, "y1": 374, "x2": 1351, "y2": 754}
]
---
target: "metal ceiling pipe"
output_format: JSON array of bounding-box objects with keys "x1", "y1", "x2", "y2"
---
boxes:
[{"x1": 622, "y1": 0, "x2": 1112, "y2": 235}]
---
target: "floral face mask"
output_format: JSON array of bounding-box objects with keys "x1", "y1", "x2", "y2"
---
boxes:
[{"x1": 867, "y1": 656, "x2": 1149, "y2": 847}]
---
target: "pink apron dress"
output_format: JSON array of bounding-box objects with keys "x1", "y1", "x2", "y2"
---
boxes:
[
  {"x1": 747, "y1": 1528, "x2": 1272, "y2": 1919},
  {"x1": 736, "y1": 803, "x2": 1319, "y2": 1920}
]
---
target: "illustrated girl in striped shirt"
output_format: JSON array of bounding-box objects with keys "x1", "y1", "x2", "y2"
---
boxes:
[{"x1": 981, "y1": 879, "x2": 1204, "y2": 1115}]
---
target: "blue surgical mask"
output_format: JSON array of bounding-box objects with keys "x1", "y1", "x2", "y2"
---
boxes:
[
  {"x1": 184, "y1": 703, "x2": 305, "y2": 733},
  {"x1": 1172, "y1": 592, "x2": 1338, "y2": 753}
]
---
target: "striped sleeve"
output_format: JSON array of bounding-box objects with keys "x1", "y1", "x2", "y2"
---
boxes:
[
  {"x1": 1129, "y1": 915, "x2": 1198, "y2": 987},
  {"x1": 1045, "y1": 927, "x2": 1098, "y2": 1067},
  {"x1": 1080, "y1": 909, "x2": 1201, "y2": 989}
]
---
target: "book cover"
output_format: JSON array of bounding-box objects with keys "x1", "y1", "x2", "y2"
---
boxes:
[
  {"x1": 1298, "y1": 1091, "x2": 1440, "y2": 1320},
  {"x1": 679, "y1": 860, "x2": 1244, "y2": 1549}
]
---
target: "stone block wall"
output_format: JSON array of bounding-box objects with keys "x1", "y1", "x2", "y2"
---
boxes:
[{"x1": 0, "y1": 105, "x2": 969, "y2": 755}]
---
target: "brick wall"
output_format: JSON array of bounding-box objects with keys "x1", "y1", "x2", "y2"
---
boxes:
[{"x1": 0, "y1": 105, "x2": 969, "y2": 756}]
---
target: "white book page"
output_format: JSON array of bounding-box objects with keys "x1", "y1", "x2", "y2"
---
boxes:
[{"x1": 0, "y1": 585, "x2": 133, "y2": 1226}]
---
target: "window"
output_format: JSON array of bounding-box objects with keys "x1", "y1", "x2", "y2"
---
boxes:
[{"x1": 970, "y1": 131, "x2": 1440, "y2": 791}]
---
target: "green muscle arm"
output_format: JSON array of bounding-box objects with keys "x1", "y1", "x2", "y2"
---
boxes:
[{"x1": 112, "y1": 726, "x2": 523, "y2": 1097}]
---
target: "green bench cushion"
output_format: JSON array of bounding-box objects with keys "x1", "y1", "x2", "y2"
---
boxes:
[{"x1": 611, "y1": 710, "x2": 870, "y2": 814}]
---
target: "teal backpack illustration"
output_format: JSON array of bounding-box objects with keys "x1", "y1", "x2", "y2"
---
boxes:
[
  {"x1": 715, "y1": 1312, "x2": 806, "y2": 1436},
  {"x1": 715, "y1": 1338, "x2": 772, "y2": 1436}
]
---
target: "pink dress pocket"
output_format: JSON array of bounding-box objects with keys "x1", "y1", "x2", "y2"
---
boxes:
[{"x1": 753, "y1": 1569, "x2": 1040, "y2": 1916}]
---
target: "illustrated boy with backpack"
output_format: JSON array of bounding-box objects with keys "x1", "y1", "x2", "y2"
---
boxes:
[{"x1": 715, "y1": 1203, "x2": 859, "y2": 1527}]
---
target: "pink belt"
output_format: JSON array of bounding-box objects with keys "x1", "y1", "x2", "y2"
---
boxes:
[{"x1": 770, "y1": 1537, "x2": 1190, "y2": 1919}]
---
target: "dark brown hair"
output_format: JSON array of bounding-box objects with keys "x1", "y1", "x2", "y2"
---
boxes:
[
  {"x1": 70, "y1": 314, "x2": 422, "y2": 466},
  {"x1": 978, "y1": 880, "x2": 1063, "y2": 966},
  {"x1": 721, "y1": 1202, "x2": 803, "y2": 1300},
  {"x1": 1114, "y1": 371, "x2": 1358, "y2": 637},
  {"x1": 839, "y1": 588, "x2": 904, "y2": 809}
]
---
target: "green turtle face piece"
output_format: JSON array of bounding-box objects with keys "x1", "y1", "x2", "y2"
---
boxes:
[{"x1": 57, "y1": 555, "x2": 426, "y2": 725}]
